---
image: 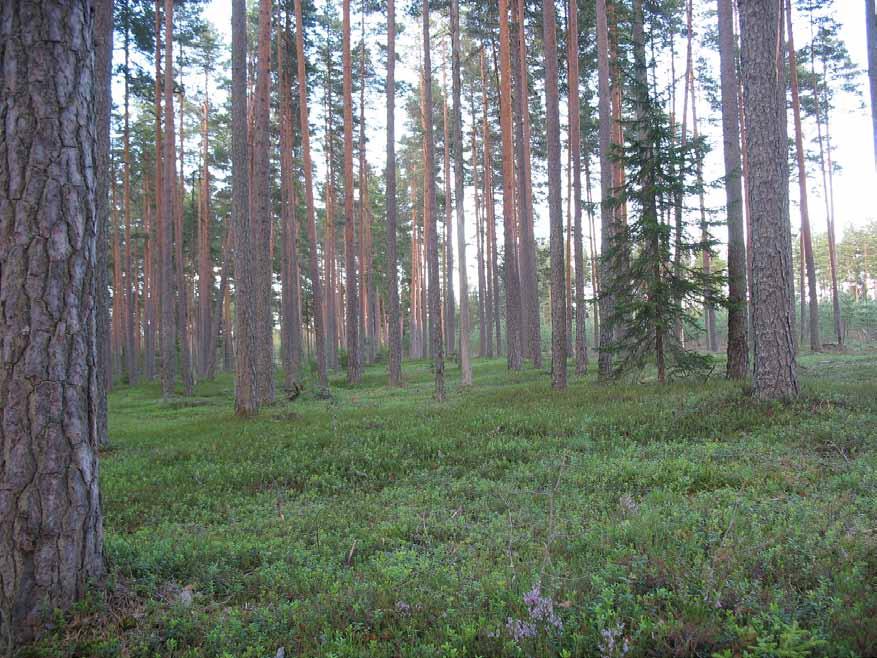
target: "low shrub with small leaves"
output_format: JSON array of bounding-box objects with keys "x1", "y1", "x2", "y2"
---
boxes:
[{"x1": 21, "y1": 353, "x2": 877, "y2": 657}]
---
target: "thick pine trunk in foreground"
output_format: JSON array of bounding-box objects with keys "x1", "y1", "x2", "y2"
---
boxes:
[
  {"x1": 739, "y1": 0, "x2": 799, "y2": 400},
  {"x1": 1, "y1": 0, "x2": 105, "y2": 646}
]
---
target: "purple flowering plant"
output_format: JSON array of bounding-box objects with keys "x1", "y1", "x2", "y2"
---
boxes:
[{"x1": 506, "y1": 582, "x2": 564, "y2": 646}]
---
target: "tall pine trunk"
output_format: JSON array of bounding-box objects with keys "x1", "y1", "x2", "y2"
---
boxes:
[
  {"x1": 161, "y1": 0, "x2": 177, "y2": 396},
  {"x1": 543, "y1": 0, "x2": 566, "y2": 389},
  {"x1": 358, "y1": 15, "x2": 373, "y2": 365},
  {"x1": 343, "y1": 0, "x2": 361, "y2": 384},
  {"x1": 786, "y1": 0, "x2": 820, "y2": 352},
  {"x1": 473, "y1": 112, "x2": 488, "y2": 358},
  {"x1": 386, "y1": 0, "x2": 402, "y2": 384},
  {"x1": 442, "y1": 59, "x2": 457, "y2": 360},
  {"x1": 451, "y1": 0, "x2": 471, "y2": 384},
  {"x1": 197, "y1": 80, "x2": 213, "y2": 380},
  {"x1": 511, "y1": 0, "x2": 539, "y2": 366},
  {"x1": 498, "y1": 0, "x2": 523, "y2": 370},
  {"x1": 175, "y1": 74, "x2": 194, "y2": 396},
  {"x1": 739, "y1": 0, "x2": 799, "y2": 400},
  {"x1": 96, "y1": 0, "x2": 112, "y2": 447},
  {"x1": 568, "y1": 0, "x2": 588, "y2": 375},
  {"x1": 809, "y1": 38, "x2": 844, "y2": 345},
  {"x1": 480, "y1": 51, "x2": 497, "y2": 358},
  {"x1": 252, "y1": 0, "x2": 275, "y2": 404},
  {"x1": 123, "y1": 19, "x2": 137, "y2": 386},
  {"x1": 150, "y1": 0, "x2": 163, "y2": 383},
  {"x1": 596, "y1": 0, "x2": 615, "y2": 379},
  {"x1": 422, "y1": 0, "x2": 446, "y2": 398},
  {"x1": 279, "y1": 16, "x2": 302, "y2": 387},
  {"x1": 294, "y1": 0, "x2": 328, "y2": 390},
  {"x1": 324, "y1": 102, "x2": 339, "y2": 369},
  {"x1": 1, "y1": 0, "x2": 105, "y2": 644},
  {"x1": 231, "y1": 0, "x2": 259, "y2": 414},
  {"x1": 718, "y1": 0, "x2": 749, "y2": 379}
]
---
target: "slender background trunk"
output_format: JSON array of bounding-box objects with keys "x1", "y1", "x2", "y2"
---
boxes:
[
  {"x1": 543, "y1": 0, "x2": 566, "y2": 389},
  {"x1": 423, "y1": 0, "x2": 446, "y2": 399}
]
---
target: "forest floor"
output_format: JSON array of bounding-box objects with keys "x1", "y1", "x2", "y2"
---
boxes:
[{"x1": 27, "y1": 351, "x2": 877, "y2": 658}]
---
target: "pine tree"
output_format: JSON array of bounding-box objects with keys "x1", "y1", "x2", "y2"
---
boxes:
[
  {"x1": 568, "y1": 0, "x2": 588, "y2": 375},
  {"x1": 161, "y1": 0, "x2": 178, "y2": 397},
  {"x1": 596, "y1": 0, "x2": 615, "y2": 380},
  {"x1": 122, "y1": 4, "x2": 137, "y2": 386},
  {"x1": 451, "y1": 0, "x2": 472, "y2": 385},
  {"x1": 423, "y1": 0, "x2": 446, "y2": 399},
  {"x1": 232, "y1": 0, "x2": 259, "y2": 415},
  {"x1": 386, "y1": 0, "x2": 402, "y2": 385},
  {"x1": 174, "y1": 49, "x2": 194, "y2": 397},
  {"x1": 252, "y1": 0, "x2": 275, "y2": 404},
  {"x1": 295, "y1": 0, "x2": 329, "y2": 391},
  {"x1": 543, "y1": 0, "x2": 566, "y2": 389},
  {"x1": 739, "y1": 0, "x2": 799, "y2": 400},
  {"x1": 786, "y1": 0, "x2": 820, "y2": 352},
  {"x1": 1, "y1": 0, "x2": 105, "y2": 644},
  {"x1": 96, "y1": 0, "x2": 113, "y2": 447},
  {"x1": 343, "y1": 0, "x2": 361, "y2": 384},
  {"x1": 717, "y1": 0, "x2": 749, "y2": 379},
  {"x1": 498, "y1": 0, "x2": 523, "y2": 370},
  {"x1": 197, "y1": 55, "x2": 213, "y2": 380},
  {"x1": 279, "y1": 11, "x2": 303, "y2": 387}
]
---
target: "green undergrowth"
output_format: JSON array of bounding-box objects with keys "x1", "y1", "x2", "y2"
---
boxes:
[{"x1": 21, "y1": 352, "x2": 877, "y2": 658}]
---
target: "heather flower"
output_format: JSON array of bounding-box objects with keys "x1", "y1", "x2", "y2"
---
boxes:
[
  {"x1": 506, "y1": 617, "x2": 537, "y2": 641},
  {"x1": 522, "y1": 583, "x2": 563, "y2": 630},
  {"x1": 395, "y1": 600, "x2": 412, "y2": 615},
  {"x1": 506, "y1": 582, "x2": 564, "y2": 644},
  {"x1": 598, "y1": 622, "x2": 630, "y2": 658}
]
